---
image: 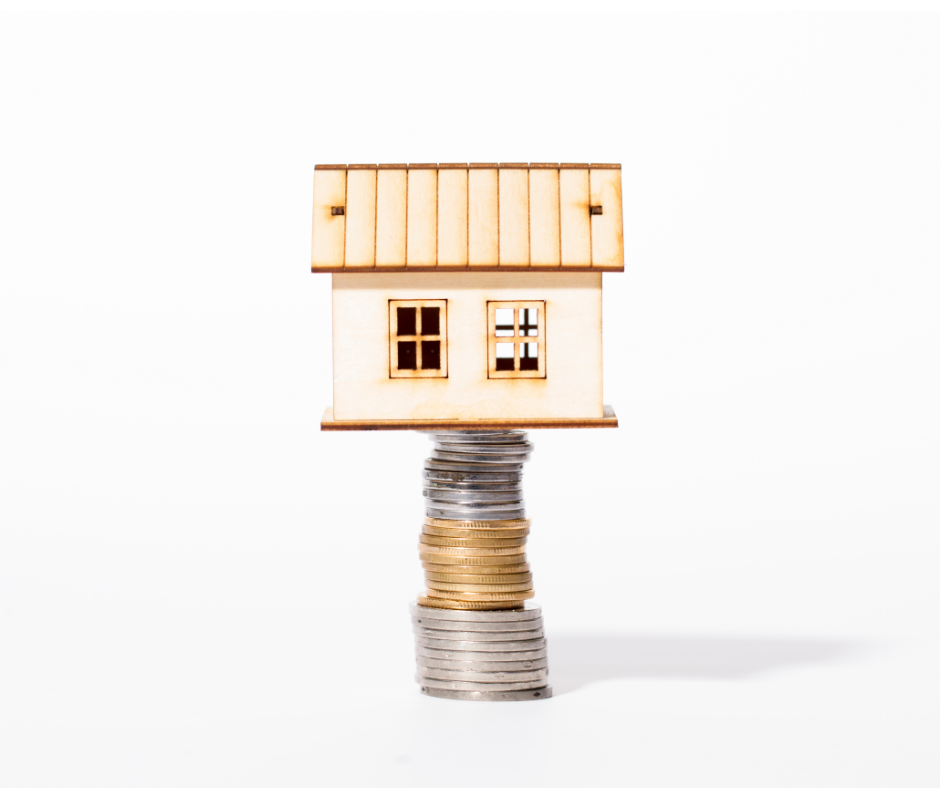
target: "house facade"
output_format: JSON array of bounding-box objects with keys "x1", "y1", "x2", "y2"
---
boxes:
[{"x1": 312, "y1": 163, "x2": 624, "y2": 429}]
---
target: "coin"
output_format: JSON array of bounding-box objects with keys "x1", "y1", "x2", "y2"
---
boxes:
[
  {"x1": 431, "y1": 450, "x2": 532, "y2": 464},
  {"x1": 418, "y1": 552, "x2": 528, "y2": 565},
  {"x1": 424, "y1": 490, "x2": 525, "y2": 504},
  {"x1": 416, "y1": 644, "x2": 548, "y2": 662},
  {"x1": 410, "y1": 614, "x2": 540, "y2": 632},
  {"x1": 417, "y1": 666, "x2": 549, "y2": 683},
  {"x1": 417, "y1": 596, "x2": 524, "y2": 611},
  {"x1": 421, "y1": 562, "x2": 531, "y2": 574},
  {"x1": 413, "y1": 625, "x2": 543, "y2": 642},
  {"x1": 416, "y1": 656, "x2": 549, "y2": 671},
  {"x1": 419, "y1": 534, "x2": 528, "y2": 548},
  {"x1": 433, "y1": 442, "x2": 532, "y2": 454},
  {"x1": 414, "y1": 635, "x2": 547, "y2": 652},
  {"x1": 426, "y1": 516, "x2": 529, "y2": 529},
  {"x1": 424, "y1": 480, "x2": 523, "y2": 491},
  {"x1": 422, "y1": 524, "x2": 529, "y2": 538},
  {"x1": 410, "y1": 601, "x2": 541, "y2": 622},
  {"x1": 426, "y1": 508, "x2": 527, "y2": 522},
  {"x1": 425, "y1": 460, "x2": 524, "y2": 475},
  {"x1": 425, "y1": 589, "x2": 535, "y2": 602},
  {"x1": 424, "y1": 580, "x2": 534, "y2": 593},
  {"x1": 418, "y1": 686, "x2": 552, "y2": 702},
  {"x1": 423, "y1": 571, "x2": 532, "y2": 584},
  {"x1": 416, "y1": 675, "x2": 548, "y2": 692}
]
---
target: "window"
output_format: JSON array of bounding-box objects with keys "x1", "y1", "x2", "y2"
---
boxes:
[
  {"x1": 487, "y1": 301, "x2": 546, "y2": 378},
  {"x1": 389, "y1": 300, "x2": 447, "y2": 378}
]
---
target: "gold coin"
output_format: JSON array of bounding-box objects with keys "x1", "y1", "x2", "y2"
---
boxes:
[
  {"x1": 424, "y1": 571, "x2": 533, "y2": 584},
  {"x1": 419, "y1": 533, "x2": 528, "y2": 548},
  {"x1": 425, "y1": 589, "x2": 535, "y2": 602},
  {"x1": 418, "y1": 595, "x2": 524, "y2": 611},
  {"x1": 425, "y1": 580, "x2": 534, "y2": 593},
  {"x1": 421, "y1": 562, "x2": 531, "y2": 574},
  {"x1": 418, "y1": 552, "x2": 528, "y2": 566},
  {"x1": 422, "y1": 523, "x2": 530, "y2": 539},
  {"x1": 418, "y1": 544, "x2": 527, "y2": 556},
  {"x1": 425, "y1": 516, "x2": 530, "y2": 530}
]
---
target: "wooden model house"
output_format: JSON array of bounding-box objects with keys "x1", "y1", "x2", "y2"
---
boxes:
[{"x1": 312, "y1": 163, "x2": 623, "y2": 430}]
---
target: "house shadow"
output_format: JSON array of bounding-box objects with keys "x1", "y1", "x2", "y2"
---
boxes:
[{"x1": 548, "y1": 633, "x2": 863, "y2": 695}]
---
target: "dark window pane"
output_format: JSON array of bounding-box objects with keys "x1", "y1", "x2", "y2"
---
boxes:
[
  {"x1": 495, "y1": 357, "x2": 515, "y2": 371},
  {"x1": 422, "y1": 340, "x2": 441, "y2": 369},
  {"x1": 519, "y1": 357, "x2": 538, "y2": 371},
  {"x1": 397, "y1": 307, "x2": 416, "y2": 335},
  {"x1": 398, "y1": 341, "x2": 417, "y2": 369},
  {"x1": 421, "y1": 307, "x2": 440, "y2": 336}
]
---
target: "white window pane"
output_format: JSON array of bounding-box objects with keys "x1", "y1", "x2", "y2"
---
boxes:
[
  {"x1": 495, "y1": 329, "x2": 514, "y2": 337},
  {"x1": 495, "y1": 342, "x2": 514, "y2": 358},
  {"x1": 495, "y1": 308, "x2": 514, "y2": 327},
  {"x1": 525, "y1": 342, "x2": 538, "y2": 358}
]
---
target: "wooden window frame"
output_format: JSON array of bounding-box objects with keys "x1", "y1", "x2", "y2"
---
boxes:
[
  {"x1": 389, "y1": 299, "x2": 448, "y2": 378},
  {"x1": 487, "y1": 300, "x2": 546, "y2": 379}
]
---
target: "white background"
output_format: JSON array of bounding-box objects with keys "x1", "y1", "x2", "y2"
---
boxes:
[{"x1": 1, "y1": 1, "x2": 938, "y2": 786}]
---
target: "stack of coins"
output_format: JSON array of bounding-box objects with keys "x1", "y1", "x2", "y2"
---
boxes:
[
  {"x1": 413, "y1": 430, "x2": 550, "y2": 701},
  {"x1": 411, "y1": 603, "x2": 551, "y2": 701}
]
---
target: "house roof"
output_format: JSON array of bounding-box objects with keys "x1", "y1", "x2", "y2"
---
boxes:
[{"x1": 311, "y1": 163, "x2": 624, "y2": 272}]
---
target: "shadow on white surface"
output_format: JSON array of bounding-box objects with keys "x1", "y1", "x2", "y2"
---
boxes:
[{"x1": 549, "y1": 634, "x2": 858, "y2": 694}]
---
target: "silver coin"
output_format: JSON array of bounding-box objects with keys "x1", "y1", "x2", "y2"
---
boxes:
[
  {"x1": 434, "y1": 442, "x2": 532, "y2": 455},
  {"x1": 412, "y1": 625, "x2": 544, "y2": 642},
  {"x1": 416, "y1": 644, "x2": 548, "y2": 662},
  {"x1": 427, "y1": 431, "x2": 528, "y2": 441},
  {"x1": 409, "y1": 602, "x2": 541, "y2": 623},
  {"x1": 431, "y1": 450, "x2": 532, "y2": 464},
  {"x1": 426, "y1": 508, "x2": 527, "y2": 521},
  {"x1": 415, "y1": 635, "x2": 547, "y2": 652},
  {"x1": 426, "y1": 498, "x2": 526, "y2": 511},
  {"x1": 425, "y1": 459, "x2": 524, "y2": 474},
  {"x1": 416, "y1": 665, "x2": 549, "y2": 683},
  {"x1": 419, "y1": 685, "x2": 551, "y2": 702},
  {"x1": 409, "y1": 616, "x2": 543, "y2": 632},
  {"x1": 416, "y1": 655, "x2": 549, "y2": 671},
  {"x1": 424, "y1": 469, "x2": 523, "y2": 484},
  {"x1": 424, "y1": 480, "x2": 524, "y2": 492},
  {"x1": 416, "y1": 675, "x2": 549, "y2": 692},
  {"x1": 423, "y1": 489, "x2": 524, "y2": 503}
]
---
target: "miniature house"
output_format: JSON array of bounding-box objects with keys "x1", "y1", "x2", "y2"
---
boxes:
[{"x1": 312, "y1": 163, "x2": 624, "y2": 430}]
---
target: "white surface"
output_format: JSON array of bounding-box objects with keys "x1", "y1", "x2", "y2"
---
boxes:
[{"x1": 1, "y1": 1, "x2": 938, "y2": 786}]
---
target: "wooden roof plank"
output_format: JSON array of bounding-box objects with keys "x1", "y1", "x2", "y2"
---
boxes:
[
  {"x1": 311, "y1": 168, "x2": 347, "y2": 269},
  {"x1": 406, "y1": 168, "x2": 437, "y2": 267},
  {"x1": 559, "y1": 168, "x2": 591, "y2": 266},
  {"x1": 375, "y1": 169, "x2": 407, "y2": 267},
  {"x1": 498, "y1": 168, "x2": 529, "y2": 266},
  {"x1": 344, "y1": 168, "x2": 376, "y2": 268},
  {"x1": 590, "y1": 168, "x2": 624, "y2": 269},
  {"x1": 468, "y1": 167, "x2": 499, "y2": 267},
  {"x1": 528, "y1": 167, "x2": 560, "y2": 267},
  {"x1": 438, "y1": 167, "x2": 468, "y2": 266}
]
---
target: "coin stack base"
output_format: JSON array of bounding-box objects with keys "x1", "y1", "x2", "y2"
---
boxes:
[{"x1": 411, "y1": 602, "x2": 551, "y2": 701}]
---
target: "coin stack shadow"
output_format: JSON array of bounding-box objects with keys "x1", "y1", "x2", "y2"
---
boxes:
[{"x1": 414, "y1": 430, "x2": 551, "y2": 701}]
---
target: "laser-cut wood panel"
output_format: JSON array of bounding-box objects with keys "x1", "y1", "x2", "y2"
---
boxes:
[
  {"x1": 438, "y1": 168, "x2": 468, "y2": 266},
  {"x1": 406, "y1": 168, "x2": 437, "y2": 267},
  {"x1": 589, "y1": 168, "x2": 624, "y2": 268},
  {"x1": 487, "y1": 300, "x2": 546, "y2": 379},
  {"x1": 375, "y1": 168, "x2": 407, "y2": 268},
  {"x1": 468, "y1": 167, "x2": 499, "y2": 267},
  {"x1": 498, "y1": 168, "x2": 529, "y2": 266},
  {"x1": 529, "y1": 168, "x2": 560, "y2": 267},
  {"x1": 344, "y1": 168, "x2": 376, "y2": 268},
  {"x1": 311, "y1": 168, "x2": 347, "y2": 269},
  {"x1": 559, "y1": 167, "x2": 591, "y2": 267},
  {"x1": 389, "y1": 299, "x2": 448, "y2": 378}
]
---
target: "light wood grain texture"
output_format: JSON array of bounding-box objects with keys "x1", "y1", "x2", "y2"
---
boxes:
[
  {"x1": 559, "y1": 168, "x2": 591, "y2": 266},
  {"x1": 344, "y1": 168, "x2": 376, "y2": 267},
  {"x1": 311, "y1": 169, "x2": 347, "y2": 269},
  {"x1": 498, "y1": 169, "x2": 529, "y2": 266},
  {"x1": 406, "y1": 169, "x2": 437, "y2": 267},
  {"x1": 389, "y1": 299, "x2": 448, "y2": 378},
  {"x1": 589, "y1": 168, "x2": 624, "y2": 268},
  {"x1": 486, "y1": 300, "x2": 545, "y2": 379},
  {"x1": 330, "y1": 272, "x2": 603, "y2": 421},
  {"x1": 468, "y1": 168, "x2": 499, "y2": 267},
  {"x1": 437, "y1": 168, "x2": 468, "y2": 266},
  {"x1": 528, "y1": 168, "x2": 560, "y2": 267},
  {"x1": 321, "y1": 405, "x2": 618, "y2": 431},
  {"x1": 375, "y1": 169, "x2": 407, "y2": 267}
]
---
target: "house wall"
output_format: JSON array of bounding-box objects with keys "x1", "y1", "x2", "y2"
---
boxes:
[{"x1": 331, "y1": 272, "x2": 603, "y2": 421}]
